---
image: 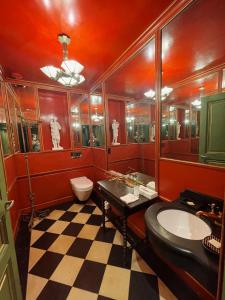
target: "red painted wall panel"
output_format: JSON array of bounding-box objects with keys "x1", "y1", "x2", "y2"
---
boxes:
[
  {"x1": 143, "y1": 159, "x2": 155, "y2": 177},
  {"x1": 159, "y1": 159, "x2": 225, "y2": 200},
  {"x1": 4, "y1": 155, "x2": 16, "y2": 189},
  {"x1": 141, "y1": 143, "x2": 155, "y2": 160},
  {"x1": 92, "y1": 148, "x2": 107, "y2": 170},
  {"x1": 108, "y1": 158, "x2": 141, "y2": 174},
  {"x1": 108, "y1": 144, "x2": 140, "y2": 162},
  {"x1": 38, "y1": 89, "x2": 70, "y2": 150},
  {"x1": 17, "y1": 166, "x2": 95, "y2": 211},
  {"x1": 15, "y1": 149, "x2": 93, "y2": 177}
]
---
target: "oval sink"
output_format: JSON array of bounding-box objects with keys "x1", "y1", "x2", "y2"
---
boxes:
[{"x1": 157, "y1": 209, "x2": 211, "y2": 240}]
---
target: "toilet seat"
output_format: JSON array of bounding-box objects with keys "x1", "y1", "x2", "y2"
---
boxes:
[{"x1": 70, "y1": 176, "x2": 93, "y2": 191}]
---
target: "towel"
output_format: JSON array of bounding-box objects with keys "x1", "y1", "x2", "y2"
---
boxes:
[
  {"x1": 146, "y1": 181, "x2": 155, "y2": 190},
  {"x1": 120, "y1": 193, "x2": 139, "y2": 204},
  {"x1": 139, "y1": 185, "x2": 158, "y2": 199}
]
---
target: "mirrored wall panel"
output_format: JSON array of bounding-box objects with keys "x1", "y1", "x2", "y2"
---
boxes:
[
  {"x1": 106, "y1": 38, "x2": 156, "y2": 176},
  {"x1": 80, "y1": 96, "x2": 91, "y2": 147},
  {"x1": 160, "y1": 0, "x2": 225, "y2": 166},
  {"x1": 90, "y1": 93, "x2": 105, "y2": 148},
  {"x1": 13, "y1": 85, "x2": 40, "y2": 152},
  {"x1": 0, "y1": 84, "x2": 11, "y2": 155}
]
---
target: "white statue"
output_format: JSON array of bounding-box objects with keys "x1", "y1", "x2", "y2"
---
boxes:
[
  {"x1": 177, "y1": 122, "x2": 181, "y2": 140},
  {"x1": 50, "y1": 117, "x2": 63, "y2": 150},
  {"x1": 150, "y1": 124, "x2": 155, "y2": 142},
  {"x1": 112, "y1": 119, "x2": 120, "y2": 145}
]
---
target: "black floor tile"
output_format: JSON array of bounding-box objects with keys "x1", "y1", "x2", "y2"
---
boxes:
[
  {"x1": 87, "y1": 214, "x2": 102, "y2": 226},
  {"x1": 129, "y1": 271, "x2": 159, "y2": 300},
  {"x1": 32, "y1": 232, "x2": 59, "y2": 250},
  {"x1": 53, "y1": 200, "x2": 74, "y2": 211},
  {"x1": 74, "y1": 260, "x2": 106, "y2": 293},
  {"x1": 37, "y1": 280, "x2": 71, "y2": 300},
  {"x1": 33, "y1": 219, "x2": 55, "y2": 231},
  {"x1": 95, "y1": 227, "x2": 116, "y2": 243},
  {"x1": 62, "y1": 222, "x2": 83, "y2": 237},
  {"x1": 80, "y1": 205, "x2": 96, "y2": 214},
  {"x1": 98, "y1": 296, "x2": 114, "y2": 300},
  {"x1": 59, "y1": 211, "x2": 77, "y2": 222},
  {"x1": 67, "y1": 238, "x2": 92, "y2": 258},
  {"x1": 108, "y1": 244, "x2": 132, "y2": 269},
  {"x1": 30, "y1": 251, "x2": 63, "y2": 279}
]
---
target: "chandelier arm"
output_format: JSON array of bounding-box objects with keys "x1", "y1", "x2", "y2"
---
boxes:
[{"x1": 62, "y1": 42, "x2": 68, "y2": 60}]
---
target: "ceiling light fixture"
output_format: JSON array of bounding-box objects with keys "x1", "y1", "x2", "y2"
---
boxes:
[
  {"x1": 144, "y1": 86, "x2": 173, "y2": 100},
  {"x1": 91, "y1": 108, "x2": 104, "y2": 122},
  {"x1": 40, "y1": 33, "x2": 85, "y2": 87}
]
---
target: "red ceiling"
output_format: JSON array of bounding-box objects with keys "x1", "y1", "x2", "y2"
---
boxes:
[
  {"x1": 105, "y1": 0, "x2": 225, "y2": 102},
  {"x1": 0, "y1": 0, "x2": 173, "y2": 89}
]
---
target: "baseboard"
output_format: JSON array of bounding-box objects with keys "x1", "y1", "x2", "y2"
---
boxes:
[{"x1": 20, "y1": 195, "x2": 73, "y2": 215}]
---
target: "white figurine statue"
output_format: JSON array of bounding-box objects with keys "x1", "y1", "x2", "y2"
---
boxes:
[
  {"x1": 150, "y1": 124, "x2": 155, "y2": 142},
  {"x1": 112, "y1": 119, "x2": 120, "y2": 145},
  {"x1": 50, "y1": 117, "x2": 63, "y2": 150},
  {"x1": 177, "y1": 122, "x2": 181, "y2": 140}
]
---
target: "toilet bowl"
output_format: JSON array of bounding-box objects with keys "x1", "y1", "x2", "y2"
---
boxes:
[{"x1": 70, "y1": 176, "x2": 93, "y2": 202}]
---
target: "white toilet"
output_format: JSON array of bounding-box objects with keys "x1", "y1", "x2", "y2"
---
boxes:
[{"x1": 70, "y1": 176, "x2": 93, "y2": 202}]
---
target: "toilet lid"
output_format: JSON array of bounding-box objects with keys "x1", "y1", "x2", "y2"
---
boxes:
[{"x1": 70, "y1": 176, "x2": 93, "y2": 191}]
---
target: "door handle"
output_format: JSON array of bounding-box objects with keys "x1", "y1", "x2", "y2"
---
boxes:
[{"x1": 5, "y1": 200, "x2": 14, "y2": 210}]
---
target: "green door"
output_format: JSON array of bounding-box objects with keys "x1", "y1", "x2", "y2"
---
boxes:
[
  {"x1": 0, "y1": 151, "x2": 22, "y2": 299},
  {"x1": 199, "y1": 92, "x2": 225, "y2": 165}
]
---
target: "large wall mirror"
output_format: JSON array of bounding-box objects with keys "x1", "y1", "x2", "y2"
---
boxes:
[
  {"x1": 90, "y1": 86, "x2": 105, "y2": 148},
  {"x1": 105, "y1": 37, "x2": 156, "y2": 176},
  {"x1": 13, "y1": 84, "x2": 40, "y2": 152},
  {"x1": 160, "y1": 0, "x2": 225, "y2": 166},
  {"x1": 70, "y1": 93, "x2": 90, "y2": 148},
  {"x1": 0, "y1": 83, "x2": 11, "y2": 155}
]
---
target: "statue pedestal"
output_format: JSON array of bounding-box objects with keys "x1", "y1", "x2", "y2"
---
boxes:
[
  {"x1": 112, "y1": 143, "x2": 120, "y2": 146},
  {"x1": 52, "y1": 146, "x2": 63, "y2": 150}
]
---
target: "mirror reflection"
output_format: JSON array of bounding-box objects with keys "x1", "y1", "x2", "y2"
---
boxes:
[
  {"x1": 13, "y1": 85, "x2": 40, "y2": 152},
  {"x1": 90, "y1": 93, "x2": 105, "y2": 148},
  {"x1": 106, "y1": 38, "x2": 155, "y2": 176},
  {"x1": 0, "y1": 84, "x2": 11, "y2": 155},
  {"x1": 80, "y1": 97, "x2": 90, "y2": 147},
  {"x1": 160, "y1": 0, "x2": 225, "y2": 166}
]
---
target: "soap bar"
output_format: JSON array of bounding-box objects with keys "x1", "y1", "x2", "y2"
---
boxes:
[{"x1": 208, "y1": 239, "x2": 221, "y2": 249}]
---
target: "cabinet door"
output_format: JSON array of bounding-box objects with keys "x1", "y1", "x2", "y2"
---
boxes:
[
  {"x1": 199, "y1": 92, "x2": 225, "y2": 165},
  {"x1": 0, "y1": 150, "x2": 22, "y2": 299}
]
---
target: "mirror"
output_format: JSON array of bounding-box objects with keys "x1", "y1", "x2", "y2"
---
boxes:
[
  {"x1": 13, "y1": 85, "x2": 40, "y2": 152},
  {"x1": 105, "y1": 38, "x2": 156, "y2": 176},
  {"x1": 90, "y1": 92, "x2": 105, "y2": 148},
  {"x1": 0, "y1": 84, "x2": 11, "y2": 155},
  {"x1": 7, "y1": 89, "x2": 20, "y2": 152},
  {"x1": 80, "y1": 96, "x2": 91, "y2": 147},
  {"x1": 160, "y1": 0, "x2": 225, "y2": 166},
  {"x1": 70, "y1": 93, "x2": 89, "y2": 148}
]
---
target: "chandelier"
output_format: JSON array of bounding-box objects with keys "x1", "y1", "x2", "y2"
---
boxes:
[
  {"x1": 40, "y1": 33, "x2": 85, "y2": 87},
  {"x1": 144, "y1": 86, "x2": 173, "y2": 100}
]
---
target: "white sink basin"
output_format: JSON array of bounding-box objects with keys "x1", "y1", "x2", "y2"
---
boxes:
[{"x1": 157, "y1": 209, "x2": 212, "y2": 240}]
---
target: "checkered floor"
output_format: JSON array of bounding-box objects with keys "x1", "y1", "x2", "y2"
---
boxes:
[{"x1": 26, "y1": 199, "x2": 176, "y2": 300}]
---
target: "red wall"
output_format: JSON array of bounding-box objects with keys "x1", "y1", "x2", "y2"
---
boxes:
[
  {"x1": 39, "y1": 89, "x2": 71, "y2": 150},
  {"x1": 159, "y1": 159, "x2": 225, "y2": 201}
]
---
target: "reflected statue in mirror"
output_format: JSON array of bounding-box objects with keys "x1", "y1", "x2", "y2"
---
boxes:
[
  {"x1": 112, "y1": 119, "x2": 120, "y2": 145},
  {"x1": 177, "y1": 122, "x2": 181, "y2": 140},
  {"x1": 50, "y1": 117, "x2": 63, "y2": 150}
]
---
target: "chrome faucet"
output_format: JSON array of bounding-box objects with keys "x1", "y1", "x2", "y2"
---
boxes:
[{"x1": 196, "y1": 203, "x2": 222, "y2": 225}]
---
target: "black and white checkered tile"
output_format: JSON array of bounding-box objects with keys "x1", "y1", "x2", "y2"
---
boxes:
[{"x1": 26, "y1": 200, "x2": 176, "y2": 300}]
